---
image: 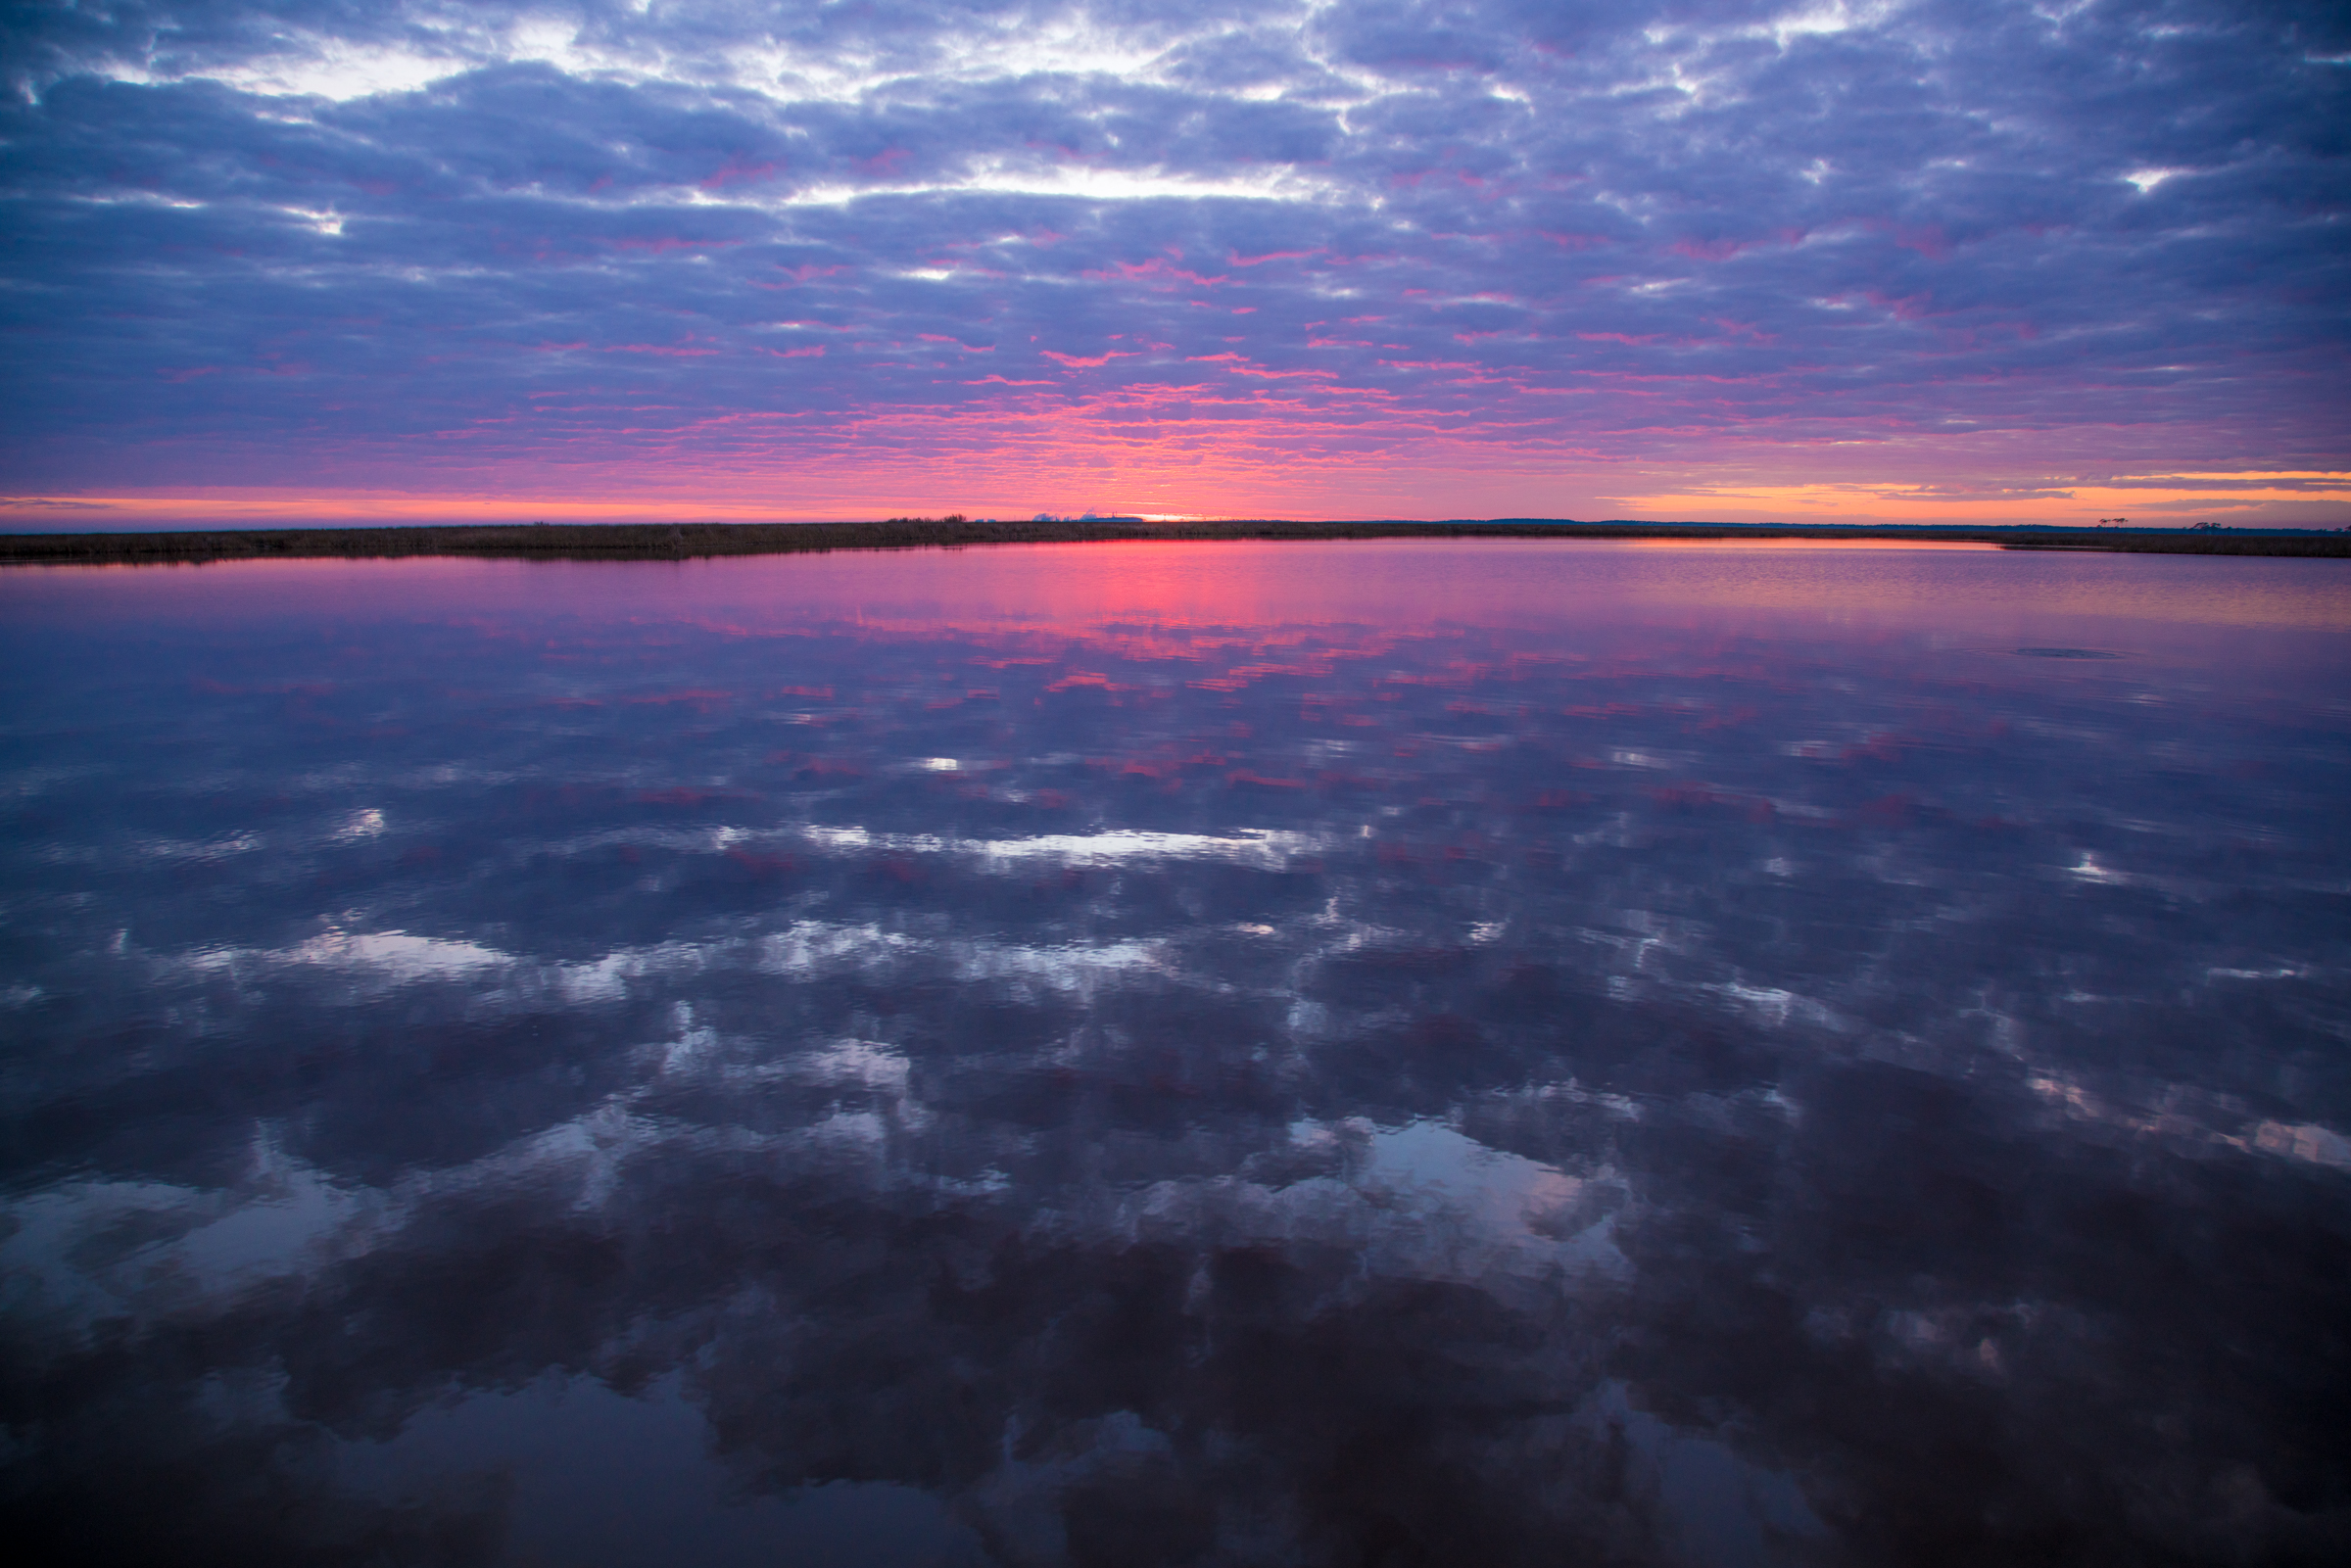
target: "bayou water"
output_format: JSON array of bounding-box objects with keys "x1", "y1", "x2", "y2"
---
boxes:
[{"x1": 3, "y1": 540, "x2": 2347, "y2": 1565}]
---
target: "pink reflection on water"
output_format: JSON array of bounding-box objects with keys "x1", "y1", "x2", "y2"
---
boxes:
[{"x1": 4, "y1": 542, "x2": 2346, "y2": 675}]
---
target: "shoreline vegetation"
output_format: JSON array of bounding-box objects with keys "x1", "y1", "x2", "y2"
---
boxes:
[{"x1": 2, "y1": 517, "x2": 2347, "y2": 565}]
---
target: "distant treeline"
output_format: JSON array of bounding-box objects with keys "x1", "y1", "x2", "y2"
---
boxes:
[{"x1": 2, "y1": 518, "x2": 2346, "y2": 565}]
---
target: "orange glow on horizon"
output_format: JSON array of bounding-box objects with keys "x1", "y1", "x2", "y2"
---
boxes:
[
  {"x1": 1601, "y1": 476, "x2": 2351, "y2": 526},
  {"x1": 6, "y1": 464, "x2": 2347, "y2": 532}
]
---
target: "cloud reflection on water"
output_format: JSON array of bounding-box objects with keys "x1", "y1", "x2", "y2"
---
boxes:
[{"x1": 3, "y1": 541, "x2": 2349, "y2": 1566}]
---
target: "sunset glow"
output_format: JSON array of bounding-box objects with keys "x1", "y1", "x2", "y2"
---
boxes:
[{"x1": 3, "y1": 2, "x2": 2345, "y2": 527}]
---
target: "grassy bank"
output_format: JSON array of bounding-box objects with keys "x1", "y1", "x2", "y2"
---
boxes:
[{"x1": 1, "y1": 518, "x2": 2345, "y2": 564}]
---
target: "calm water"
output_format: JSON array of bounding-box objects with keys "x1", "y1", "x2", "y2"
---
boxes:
[{"x1": 4, "y1": 541, "x2": 2348, "y2": 1566}]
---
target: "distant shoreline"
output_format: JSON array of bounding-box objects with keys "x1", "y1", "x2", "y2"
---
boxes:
[{"x1": 2, "y1": 518, "x2": 2346, "y2": 565}]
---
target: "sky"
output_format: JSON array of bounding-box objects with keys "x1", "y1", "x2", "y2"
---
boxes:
[{"x1": 2, "y1": 0, "x2": 2346, "y2": 528}]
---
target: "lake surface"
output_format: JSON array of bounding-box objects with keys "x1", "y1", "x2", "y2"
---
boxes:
[{"x1": 4, "y1": 540, "x2": 2348, "y2": 1566}]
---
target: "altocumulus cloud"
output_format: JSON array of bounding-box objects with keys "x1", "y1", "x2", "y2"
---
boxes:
[{"x1": 0, "y1": 0, "x2": 2346, "y2": 523}]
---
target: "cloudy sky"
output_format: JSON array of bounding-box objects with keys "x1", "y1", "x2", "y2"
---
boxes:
[{"x1": 2, "y1": 0, "x2": 2346, "y2": 526}]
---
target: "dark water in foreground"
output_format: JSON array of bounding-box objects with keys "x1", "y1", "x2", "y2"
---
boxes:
[{"x1": 3, "y1": 540, "x2": 2348, "y2": 1566}]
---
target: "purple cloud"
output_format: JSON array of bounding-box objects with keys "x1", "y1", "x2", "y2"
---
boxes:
[{"x1": 0, "y1": 1, "x2": 2344, "y2": 521}]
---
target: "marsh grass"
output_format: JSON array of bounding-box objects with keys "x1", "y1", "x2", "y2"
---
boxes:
[{"x1": 1, "y1": 517, "x2": 2344, "y2": 564}]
